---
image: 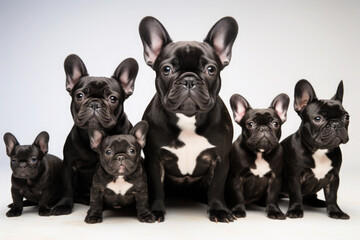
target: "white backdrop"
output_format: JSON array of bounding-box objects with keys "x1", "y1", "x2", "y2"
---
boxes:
[{"x1": 0, "y1": 0, "x2": 359, "y2": 239}]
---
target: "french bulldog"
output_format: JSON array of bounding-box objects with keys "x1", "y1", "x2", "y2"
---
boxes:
[
  {"x1": 4, "y1": 131, "x2": 62, "y2": 217},
  {"x1": 51, "y1": 54, "x2": 138, "y2": 215},
  {"x1": 139, "y1": 16, "x2": 238, "y2": 222},
  {"x1": 85, "y1": 121, "x2": 156, "y2": 224},
  {"x1": 226, "y1": 93, "x2": 289, "y2": 219},
  {"x1": 281, "y1": 79, "x2": 350, "y2": 219}
]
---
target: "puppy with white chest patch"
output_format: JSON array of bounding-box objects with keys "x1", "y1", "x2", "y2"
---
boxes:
[
  {"x1": 226, "y1": 93, "x2": 289, "y2": 219},
  {"x1": 139, "y1": 16, "x2": 238, "y2": 222},
  {"x1": 281, "y1": 79, "x2": 350, "y2": 219},
  {"x1": 85, "y1": 121, "x2": 156, "y2": 224}
]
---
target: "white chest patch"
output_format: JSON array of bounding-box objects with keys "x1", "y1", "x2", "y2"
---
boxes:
[
  {"x1": 162, "y1": 114, "x2": 215, "y2": 175},
  {"x1": 250, "y1": 153, "x2": 271, "y2": 177},
  {"x1": 311, "y1": 149, "x2": 333, "y2": 180},
  {"x1": 106, "y1": 176, "x2": 133, "y2": 195}
]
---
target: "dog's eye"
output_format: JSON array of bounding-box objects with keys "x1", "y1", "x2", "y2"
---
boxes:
[
  {"x1": 76, "y1": 92, "x2": 84, "y2": 101},
  {"x1": 109, "y1": 96, "x2": 118, "y2": 103},
  {"x1": 162, "y1": 66, "x2": 172, "y2": 76},
  {"x1": 344, "y1": 114, "x2": 350, "y2": 121},
  {"x1": 106, "y1": 150, "x2": 112, "y2": 155},
  {"x1": 129, "y1": 148, "x2": 136, "y2": 154},
  {"x1": 30, "y1": 157, "x2": 37, "y2": 163},
  {"x1": 247, "y1": 121, "x2": 255, "y2": 128},
  {"x1": 11, "y1": 159, "x2": 16, "y2": 164},
  {"x1": 272, "y1": 120, "x2": 279, "y2": 128},
  {"x1": 313, "y1": 116, "x2": 324, "y2": 124},
  {"x1": 206, "y1": 66, "x2": 217, "y2": 76}
]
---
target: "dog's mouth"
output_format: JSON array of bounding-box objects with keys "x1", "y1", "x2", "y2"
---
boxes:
[
  {"x1": 13, "y1": 168, "x2": 38, "y2": 179},
  {"x1": 315, "y1": 125, "x2": 349, "y2": 148},
  {"x1": 247, "y1": 134, "x2": 279, "y2": 152},
  {"x1": 163, "y1": 78, "x2": 215, "y2": 116},
  {"x1": 75, "y1": 101, "x2": 116, "y2": 129}
]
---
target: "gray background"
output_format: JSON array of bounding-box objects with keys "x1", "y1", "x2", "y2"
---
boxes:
[{"x1": 0, "y1": 0, "x2": 359, "y2": 239}]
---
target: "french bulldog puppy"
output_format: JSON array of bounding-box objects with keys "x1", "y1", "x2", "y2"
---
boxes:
[
  {"x1": 85, "y1": 121, "x2": 156, "y2": 224},
  {"x1": 52, "y1": 54, "x2": 138, "y2": 215},
  {"x1": 4, "y1": 131, "x2": 62, "y2": 217},
  {"x1": 226, "y1": 93, "x2": 289, "y2": 219},
  {"x1": 139, "y1": 16, "x2": 238, "y2": 222},
  {"x1": 281, "y1": 79, "x2": 350, "y2": 219}
]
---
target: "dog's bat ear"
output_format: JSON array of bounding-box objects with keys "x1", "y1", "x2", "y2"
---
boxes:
[
  {"x1": 113, "y1": 58, "x2": 139, "y2": 99},
  {"x1": 130, "y1": 121, "x2": 149, "y2": 149},
  {"x1": 270, "y1": 94, "x2": 290, "y2": 123},
  {"x1": 64, "y1": 54, "x2": 88, "y2": 93},
  {"x1": 331, "y1": 80, "x2": 344, "y2": 103},
  {"x1": 294, "y1": 79, "x2": 318, "y2": 113},
  {"x1": 4, "y1": 132, "x2": 19, "y2": 157},
  {"x1": 230, "y1": 94, "x2": 251, "y2": 124},
  {"x1": 89, "y1": 130, "x2": 104, "y2": 152},
  {"x1": 139, "y1": 16, "x2": 172, "y2": 67},
  {"x1": 204, "y1": 17, "x2": 238, "y2": 68},
  {"x1": 33, "y1": 131, "x2": 49, "y2": 155}
]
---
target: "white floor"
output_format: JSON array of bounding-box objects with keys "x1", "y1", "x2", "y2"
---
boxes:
[{"x1": 0, "y1": 168, "x2": 359, "y2": 240}]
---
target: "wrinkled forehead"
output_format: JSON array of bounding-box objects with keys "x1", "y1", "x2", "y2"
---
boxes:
[
  {"x1": 155, "y1": 41, "x2": 220, "y2": 68},
  {"x1": 305, "y1": 100, "x2": 347, "y2": 118},
  {"x1": 246, "y1": 109, "x2": 278, "y2": 120},
  {"x1": 73, "y1": 77, "x2": 121, "y2": 94},
  {"x1": 13, "y1": 145, "x2": 37, "y2": 158},
  {"x1": 103, "y1": 135, "x2": 137, "y2": 150}
]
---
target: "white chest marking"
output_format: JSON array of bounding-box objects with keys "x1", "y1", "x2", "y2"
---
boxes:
[
  {"x1": 250, "y1": 153, "x2": 271, "y2": 177},
  {"x1": 162, "y1": 114, "x2": 215, "y2": 175},
  {"x1": 312, "y1": 149, "x2": 333, "y2": 180},
  {"x1": 106, "y1": 176, "x2": 133, "y2": 195}
]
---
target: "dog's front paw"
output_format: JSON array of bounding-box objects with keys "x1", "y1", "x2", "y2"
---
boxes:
[
  {"x1": 286, "y1": 205, "x2": 304, "y2": 218},
  {"x1": 39, "y1": 207, "x2": 51, "y2": 217},
  {"x1": 51, "y1": 205, "x2": 72, "y2": 216},
  {"x1": 85, "y1": 213, "x2": 103, "y2": 224},
  {"x1": 6, "y1": 207, "x2": 23, "y2": 217},
  {"x1": 328, "y1": 211, "x2": 350, "y2": 220},
  {"x1": 267, "y1": 209, "x2": 286, "y2": 220},
  {"x1": 139, "y1": 212, "x2": 157, "y2": 223},
  {"x1": 209, "y1": 209, "x2": 236, "y2": 223},
  {"x1": 152, "y1": 211, "x2": 165, "y2": 222},
  {"x1": 231, "y1": 205, "x2": 246, "y2": 218}
]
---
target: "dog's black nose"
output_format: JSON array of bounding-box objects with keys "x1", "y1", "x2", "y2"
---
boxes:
[
  {"x1": 89, "y1": 102, "x2": 100, "y2": 110},
  {"x1": 331, "y1": 122, "x2": 341, "y2": 131},
  {"x1": 116, "y1": 155, "x2": 125, "y2": 162},
  {"x1": 181, "y1": 76, "x2": 198, "y2": 89},
  {"x1": 259, "y1": 126, "x2": 269, "y2": 132}
]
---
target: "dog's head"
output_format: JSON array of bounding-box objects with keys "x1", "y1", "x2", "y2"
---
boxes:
[
  {"x1": 4, "y1": 132, "x2": 49, "y2": 179},
  {"x1": 294, "y1": 79, "x2": 349, "y2": 149},
  {"x1": 139, "y1": 16, "x2": 238, "y2": 116},
  {"x1": 64, "y1": 54, "x2": 138, "y2": 130},
  {"x1": 230, "y1": 93, "x2": 289, "y2": 153},
  {"x1": 90, "y1": 121, "x2": 148, "y2": 177}
]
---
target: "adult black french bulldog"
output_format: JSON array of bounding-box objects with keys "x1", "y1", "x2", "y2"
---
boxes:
[
  {"x1": 226, "y1": 93, "x2": 289, "y2": 219},
  {"x1": 85, "y1": 121, "x2": 156, "y2": 224},
  {"x1": 139, "y1": 16, "x2": 238, "y2": 222},
  {"x1": 4, "y1": 132, "x2": 62, "y2": 217},
  {"x1": 51, "y1": 54, "x2": 138, "y2": 215},
  {"x1": 281, "y1": 79, "x2": 350, "y2": 219}
]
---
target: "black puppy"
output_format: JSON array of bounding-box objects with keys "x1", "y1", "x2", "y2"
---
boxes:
[
  {"x1": 139, "y1": 16, "x2": 238, "y2": 222},
  {"x1": 4, "y1": 132, "x2": 62, "y2": 217},
  {"x1": 85, "y1": 121, "x2": 156, "y2": 224},
  {"x1": 52, "y1": 54, "x2": 138, "y2": 215},
  {"x1": 281, "y1": 80, "x2": 350, "y2": 219},
  {"x1": 226, "y1": 93, "x2": 289, "y2": 219}
]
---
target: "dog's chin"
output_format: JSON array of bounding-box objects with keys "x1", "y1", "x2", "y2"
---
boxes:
[
  {"x1": 164, "y1": 97, "x2": 214, "y2": 117},
  {"x1": 316, "y1": 136, "x2": 348, "y2": 149},
  {"x1": 248, "y1": 137, "x2": 278, "y2": 153},
  {"x1": 13, "y1": 170, "x2": 38, "y2": 179},
  {"x1": 75, "y1": 117, "x2": 116, "y2": 130}
]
